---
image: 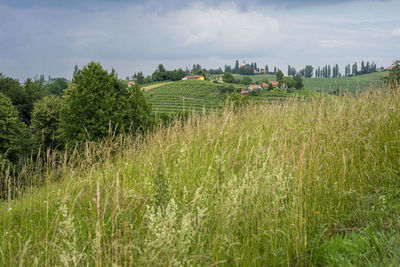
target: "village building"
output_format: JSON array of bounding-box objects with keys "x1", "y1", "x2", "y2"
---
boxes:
[
  {"x1": 240, "y1": 88, "x2": 249, "y2": 95},
  {"x1": 128, "y1": 81, "x2": 135, "y2": 87},
  {"x1": 182, "y1": 75, "x2": 205, "y2": 80},
  {"x1": 248, "y1": 84, "x2": 263, "y2": 91}
]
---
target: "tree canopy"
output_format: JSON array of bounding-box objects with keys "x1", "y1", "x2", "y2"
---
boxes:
[
  {"x1": 0, "y1": 92, "x2": 35, "y2": 163},
  {"x1": 60, "y1": 62, "x2": 153, "y2": 143}
]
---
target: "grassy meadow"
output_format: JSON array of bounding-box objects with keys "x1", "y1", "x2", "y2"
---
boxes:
[{"x1": 1, "y1": 85, "x2": 400, "y2": 266}]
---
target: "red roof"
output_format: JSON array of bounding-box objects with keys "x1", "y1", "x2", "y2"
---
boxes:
[
  {"x1": 185, "y1": 75, "x2": 202, "y2": 79},
  {"x1": 387, "y1": 66, "x2": 394, "y2": 69},
  {"x1": 271, "y1": 81, "x2": 279, "y2": 86},
  {"x1": 240, "y1": 91, "x2": 249, "y2": 95},
  {"x1": 262, "y1": 83, "x2": 268, "y2": 87},
  {"x1": 249, "y1": 84, "x2": 262, "y2": 89}
]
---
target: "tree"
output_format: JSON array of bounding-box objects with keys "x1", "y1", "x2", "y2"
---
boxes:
[
  {"x1": 383, "y1": 60, "x2": 400, "y2": 87},
  {"x1": 279, "y1": 77, "x2": 296, "y2": 88},
  {"x1": 60, "y1": 62, "x2": 153, "y2": 143},
  {"x1": 157, "y1": 64, "x2": 166, "y2": 73},
  {"x1": 294, "y1": 74, "x2": 304, "y2": 89},
  {"x1": 240, "y1": 76, "x2": 252, "y2": 85},
  {"x1": 222, "y1": 72, "x2": 235, "y2": 84},
  {"x1": 276, "y1": 70, "x2": 284, "y2": 82},
  {"x1": 22, "y1": 79, "x2": 48, "y2": 125},
  {"x1": 31, "y1": 95, "x2": 63, "y2": 149},
  {"x1": 234, "y1": 60, "x2": 240, "y2": 74},
  {"x1": 45, "y1": 78, "x2": 68, "y2": 96},
  {"x1": 304, "y1": 65, "x2": 314, "y2": 78},
  {"x1": 0, "y1": 92, "x2": 35, "y2": 163},
  {"x1": 352, "y1": 62, "x2": 358, "y2": 76},
  {"x1": 0, "y1": 73, "x2": 26, "y2": 120}
]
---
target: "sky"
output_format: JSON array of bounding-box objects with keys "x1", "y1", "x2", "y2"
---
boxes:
[{"x1": 0, "y1": 0, "x2": 399, "y2": 81}]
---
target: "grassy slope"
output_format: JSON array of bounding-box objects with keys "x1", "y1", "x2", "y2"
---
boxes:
[
  {"x1": 234, "y1": 72, "x2": 387, "y2": 93},
  {"x1": 2, "y1": 88, "x2": 400, "y2": 266},
  {"x1": 144, "y1": 79, "x2": 223, "y2": 113},
  {"x1": 303, "y1": 71, "x2": 387, "y2": 93}
]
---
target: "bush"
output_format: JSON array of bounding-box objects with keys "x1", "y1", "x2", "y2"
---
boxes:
[{"x1": 60, "y1": 62, "x2": 153, "y2": 143}]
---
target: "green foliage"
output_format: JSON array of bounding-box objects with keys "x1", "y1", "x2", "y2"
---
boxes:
[
  {"x1": 0, "y1": 92, "x2": 35, "y2": 163},
  {"x1": 304, "y1": 65, "x2": 314, "y2": 78},
  {"x1": 0, "y1": 74, "x2": 26, "y2": 123},
  {"x1": 222, "y1": 72, "x2": 235, "y2": 83},
  {"x1": 31, "y1": 95, "x2": 63, "y2": 149},
  {"x1": 280, "y1": 76, "x2": 296, "y2": 88},
  {"x1": 45, "y1": 78, "x2": 68, "y2": 96},
  {"x1": 276, "y1": 70, "x2": 284, "y2": 81},
  {"x1": 22, "y1": 79, "x2": 49, "y2": 124},
  {"x1": 216, "y1": 84, "x2": 235, "y2": 94},
  {"x1": 223, "y1": 92, "x2": 250, "y2": 111},
  {"x1": 60, "y1": 62, "x2": 152, "y2": 143},
  {"x1": 294, "y1": 74, "x2": 304, "y2": 89},
  {"x1": 240, "y1": 76, "x2": 252, "y2": 85},
  {"x1": 383, "y1": 60, "x2": 400, "y2": 87},
  {"x1": 151, "y1": 64, "x2": 186, "y2": 82}
]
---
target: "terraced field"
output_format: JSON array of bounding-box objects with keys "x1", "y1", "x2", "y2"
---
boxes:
[{"x1": 144, "y1": 80, "x2": 224, "y2": 113}]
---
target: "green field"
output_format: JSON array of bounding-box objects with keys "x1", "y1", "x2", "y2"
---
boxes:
[
  {"x1": 233, "y1": 72, "x2": 387, "y2": 92},
  {"x1": 144, "y1": 80, "x2": 223, "y2": 114},
  {"x1": 303, "y1": 71, "x2": 387, "y2": 92}
]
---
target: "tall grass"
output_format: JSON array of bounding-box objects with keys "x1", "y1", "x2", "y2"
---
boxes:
[{"x1": 1, "y1": 87, "x2": 400, "y2": 266}]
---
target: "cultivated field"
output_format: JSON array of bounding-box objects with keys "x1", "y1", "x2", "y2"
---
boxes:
[{"x1": 144, "y1": 80, "x2": 223, "y2": 113}]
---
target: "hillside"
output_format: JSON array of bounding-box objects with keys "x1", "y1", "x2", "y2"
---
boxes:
[
  {"x1": 1, "y1": 87, "x2": 400, "y2": 266},
  {"x1": 232, "y1": 71, "x2": 386, "y2": 92},
  {"x1": 144, "y1": 79, "x2": 223, "y2": 113},
  {"x1": 303, "y1": 71, "x2": 387, "y2": 92}
]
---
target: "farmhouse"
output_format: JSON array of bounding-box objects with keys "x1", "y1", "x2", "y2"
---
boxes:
[
  {"x1": 240, "y1": 88, "x2": 249, "y2": 95},
  {"x1": 128, "y1": 81, "x2": 135, "y2": 87},
  {"x1": 248, "y1": 84, "x2": 263, "y2": 91},
  {"x1": 270, "y1": 81, "x2": 279, "y2": 87},
  {"x1": 182, "y1": 75, "x2": 205, "y2": 80}
]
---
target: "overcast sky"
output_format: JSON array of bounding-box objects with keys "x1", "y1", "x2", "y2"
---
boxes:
[{"x1": 1, "y1": 0, "x2": 399, "y2": 81}]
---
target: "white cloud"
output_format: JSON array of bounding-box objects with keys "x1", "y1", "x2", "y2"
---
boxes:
[
  {"x1": 392, "y1": 28, "x2": 400, "y2": 36},
  {"x1": 317, "y1": 39, "x2": 353, "y2": 48}
]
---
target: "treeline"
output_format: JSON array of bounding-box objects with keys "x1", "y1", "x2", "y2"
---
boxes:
[
  {"x1": 315, "y1": 60, "x2": 379, "y2": 78},
  {"x1": 0, "y1": 62, "x2": 154, "y2": 188},
  {"x1": 129, "y1": 64, "x2": 188, "y2": 85}
]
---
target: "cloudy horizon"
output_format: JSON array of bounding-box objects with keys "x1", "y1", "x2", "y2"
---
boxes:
[{"x1": 0, "y1": 0, "x2": 399, "y2": 81}]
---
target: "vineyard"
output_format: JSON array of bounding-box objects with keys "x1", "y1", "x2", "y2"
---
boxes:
[{"x1": 144, "y1": 80, "x2": 224, "y2": 113}]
